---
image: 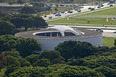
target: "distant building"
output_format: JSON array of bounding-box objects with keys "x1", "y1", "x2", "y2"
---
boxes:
[{"x1": 15, "y1": 26, "x2": 102, "y2": 52}]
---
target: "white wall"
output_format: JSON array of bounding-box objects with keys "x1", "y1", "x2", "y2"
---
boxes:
[{"x1": 36, "y1": 34, "x2": 102, "y2": 51}]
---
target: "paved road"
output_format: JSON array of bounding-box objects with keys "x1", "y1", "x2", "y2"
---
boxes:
[
  {"x1": 44, "y1": 2, "x2": 116, "y2": 21},
  {"x1": 49, "y1": 24, "x2": 116, "y2": 37}
]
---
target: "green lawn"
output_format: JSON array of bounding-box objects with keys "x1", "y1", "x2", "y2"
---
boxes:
[
  {"x1": 103, "y1": 37, "x2": 116, "y2": 47},
  {"x1": 48, "y1": 17, "x2": 116, "y2": 26},
  {"x1": 83, "y1": 6, "x2": 116, "y2": 16},
  {"x1": 48, "y1": 5, "x2": 116, "y2": 26}
]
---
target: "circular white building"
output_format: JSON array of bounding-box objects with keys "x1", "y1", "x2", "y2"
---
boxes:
[{"x1": 15, "y1": 26, "x2": 102, "y2": 51}]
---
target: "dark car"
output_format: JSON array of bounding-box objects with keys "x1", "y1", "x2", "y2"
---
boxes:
[
  {"x1": 53, "y1": 12, "x2": 57, "y2": 14},
  {"x1": 110, "y1": 4, "x2": 113, "y2": 6},
  {"x1": 55, "y1": 13, "x2": 61, "y2": 16},
  {"x1": 97, "y1": 6, "x2": 100, "y2": 8},
  {"x1": 88, "y1": 7, "x2": 91, "y2": 9},
  {"x1": 61, "y1": 11, "x2": 65, "y2": 13},
  {"x1": 91, "y1": 8, "x2": 95, "y2": 10},
  {"x1": 96, "y1": 29, "x2": 103, "y2": 32},
  {"x1": 44, "y1": 15, "x2": 47, "y2": 17},
  {"x1": 75, "y1": 8, "x2": 78, "y2": 11},
  {"x1": 113, "y1": 31, "x2": 116, "y2": 33},
  {"x1": 78, "y1": 9, "x2": 81, "y2": 12},
  {"x1": 67, "y1": 10, "x2": 72, "y2": 13},
  {"x1": 48, "y1": 16, "x2": 52, "y2": 19}
]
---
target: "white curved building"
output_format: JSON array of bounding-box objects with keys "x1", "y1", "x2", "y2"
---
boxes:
[{"x1": 15, "y1": 26, "x2": 102, "y2": 51}]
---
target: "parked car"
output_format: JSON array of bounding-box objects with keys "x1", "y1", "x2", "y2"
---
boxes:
[
  {"x1": 78, "y1": 9, "x2": 81, "y2": 12},
  {"x1": 44, "y1": 15, "x2": 47, "y2": 17},
  {"x1": 53, "y1": 12, "x2": 57, "y2": 14},
  {"x1": 48, "y1": 16, "x2": 52, "y2": 19},
  {"x1": 91, "y1": 8, "x2": 95, "y2": 10},
  {"x1": 96, "y1": 29, "x2": 103, "y2": 32},
  {"x1": 110, "y1": 4, "x2": 113, "y2": 6},
  {"x1": 67, "y1": 10, "x2": 72, "y2": 13},
  {"x1": 75, "y1": 8, "x2": 78, "y2": 11},
  {"x1": 101, "y1": 4, "x2": 104, "y2": 7},
  {"x1": 55, "y1": 13, "x2": 61, "y2": 16},
  {"x1": 97, "y1": 6, "x2": 100, "y2": 8},
  {"x1": 61, "y1": 11, "x2": 65, "y2": 13},
  {"x1": 113, "y1": 31, "x2": 116, "y2": 33},
  {"x1": 88, "y1": 7, "x2": 91, "y2": 9}
]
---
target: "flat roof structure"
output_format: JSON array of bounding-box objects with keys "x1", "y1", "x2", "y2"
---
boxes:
[
  {"x1": 15, "y1": 28, "x2": 101, "y2": 39},
  {"x1": 15, "y1": 27, "x2": 102, "y2": 51}
]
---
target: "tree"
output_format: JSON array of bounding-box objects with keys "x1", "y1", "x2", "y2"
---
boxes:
[
  {"x1": 6, "y1": 55, "x2": 21, "y2": 66},
  {"x1": 26, "y1": 54, "x2": 40, "y2": 64},
  {"x1": 15, "y1": 38, "x2": 41, "y2": 56},
  {"x1": 3, "y1": 50, "x2": 20, "y2": 58},
  {"x1": 95, "y1": 66, "x2": 116, "y2": 77},
  {"x1": 39, "y1": 50, "x2": 65, "y2": 63},
  {"x1": 0, "y1": 12, "x2": 7, "y2": 17},
  {"x1": 9, "y1": 67, "x2": 46, "y2": 77},
  {"x1": 18, "y1": 58, "x2": 31, "y2": 67},
  {"x1": 20, "y1": 6, "x2": 35, "y2": 14},
  {"x1": 0, "y1": 53, "x2": 6, "y2": 70},
  {"x1": 33, "y1": 58, "x2": 51, "y2": 67},
  {"x1": 23, "y1": 17, "x2": 34, "y2": 31},
  {"x1": 17, "y1": 0, "x2": 25, "y2": 5},
  {"x1": 32, "y1": 16, "x2": 48, "y2": 28},
  {"x1": 10, "y1": 15, "x2": 34, "y2": 31},
  {"x1": 55, "y1": 41, "x2": 95, "y2": 60},
  {"x1": 10, "y1": 17, "x2": 24, "y2": 28},
  {"x1": 0, "y1": 35, "x2": 41, "y2": 57},
  {"x1": 0, "y1": 20, "x2": 15, "y2": 35},
  {"x1": 114, "y1": 39, "x2": 116, "y2": 46},
  {"x1": 10, "y1": 15, "x2": 48, "y2": 30}
]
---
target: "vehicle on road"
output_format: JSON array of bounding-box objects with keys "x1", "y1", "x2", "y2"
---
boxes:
[
  {"x1": 53, "y1": 12, "x2": 57, "y2": 14},
  {"x1": 61, "y1": 11, "x2": 65, "y2": 13},
  {"x1": 48, "y1": 16, "x2": 52, "y2": 19},
  {"x1": 96, "y1": 29, "x2": 103, "y2": 32},
  {"x1": 101, "y1": 4, "x2": 104, "y2": 7},
  {"x1": 44, "y1": 15, "x2": 47, "y2": 17},
  {"x1": 97, "y1": 6, "x2": 100, "y2": 8},
  {"x1": 67, "y1": 10, "x2": 72, "y2": 13},
  {"x1": 78, "y1": 9, "x2": 81, "y2": 12},
  {"x1": 113, "y1": 31, "x2": 116, "y2": 33},
  {"x1": 88, "y1": 7, "x2": 91, "y2": 9},
  {"x1": 110, "y1": 4, "x2": 113, "y2": 6},
  {"x1": 75, "y1": 8, "x2": 78, "y2": 11},
  {"x1": 55, "y1": 13, "x2": 61, "y2": 16},
  {"x1": 91, "y1": 8, "x2": 95, "y2": 10}
]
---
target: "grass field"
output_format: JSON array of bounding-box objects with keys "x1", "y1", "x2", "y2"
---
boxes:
[
  {"x1": 48, "y1": 17, "x2": 116, "y2": 26},
  {"x1": 83, "y1": 6, "x2": 116, "y2": 16},
  {"x1": 103, "y1": 37, "x2": 116, "y2": 47},
  {"x1": 48, "y1": 5, "x2": 116, "y2": 26}
]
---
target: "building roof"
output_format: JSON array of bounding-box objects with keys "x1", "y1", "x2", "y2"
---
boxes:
[
  {"x1": 47, "y1": 26, "x2": 83, "y2": 37},
  {"x1": 15, "y1": 28, "x2": 102, "y2": 39}
]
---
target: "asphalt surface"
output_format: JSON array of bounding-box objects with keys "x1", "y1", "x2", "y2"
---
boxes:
[
  {"x1": 44, "y1": 2, "x2": 116, "y2": 21},
  {"x1": 49, "y1": 24, "x2": 116, "y2": 37}
]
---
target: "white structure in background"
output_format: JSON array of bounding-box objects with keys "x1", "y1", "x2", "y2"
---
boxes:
[{"x1": 15, "y1": 26, "x2": 102, "y2": 52}]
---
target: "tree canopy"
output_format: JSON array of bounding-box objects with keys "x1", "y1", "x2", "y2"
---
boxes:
[
  {"x1": 55, "y1": 40, "x2": 96, "y2": 60},
  {"x1": 0, "y1": 35, "x2": 41, "y2": 56},
  {"x1": 0, "y1": 20, "x2": 15, "y2": 35}
]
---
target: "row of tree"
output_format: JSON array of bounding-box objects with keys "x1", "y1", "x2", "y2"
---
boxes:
[
  {"x1": 0, "y1": 14, "x2": 48, "y2": 35},
  {"x1": 0, "y1": 37, "x2": 116, "y2": 76}
]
